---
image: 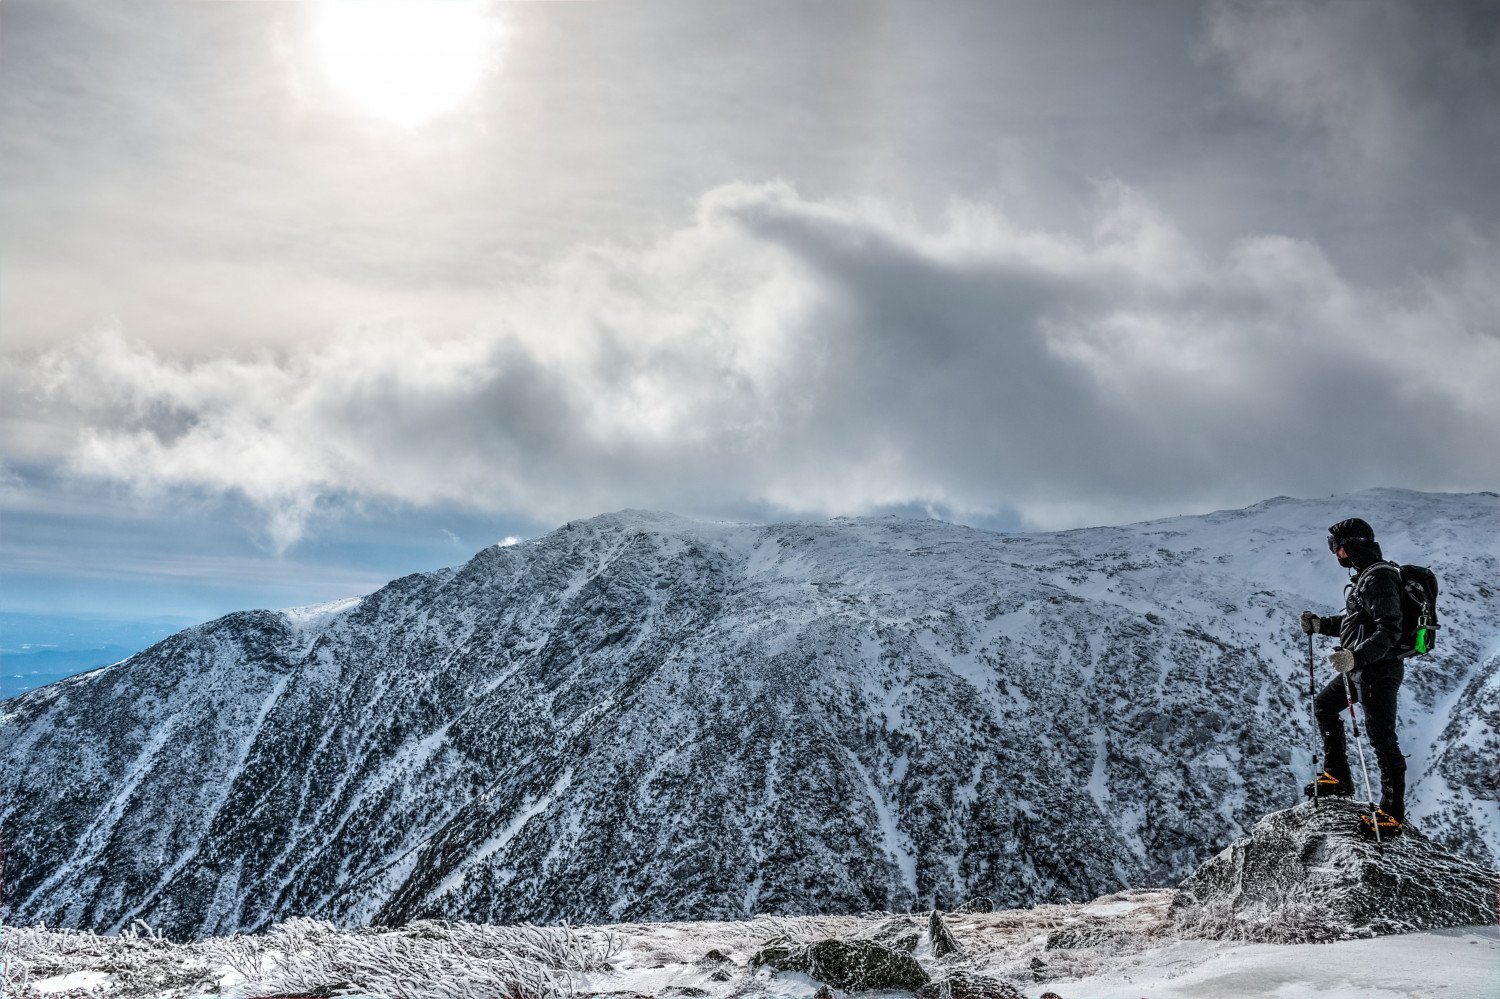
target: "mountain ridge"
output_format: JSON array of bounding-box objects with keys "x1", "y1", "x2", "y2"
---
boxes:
[{"x1": 3, "y1": 488, "x2": 1496, "y2": 940}]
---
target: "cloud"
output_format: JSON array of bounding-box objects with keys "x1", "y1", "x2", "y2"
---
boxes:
[
  {"x1": 1204, "y1": 0, "x2": 1500, "y2": 164},
  {"x1": 14, "y1": 181, "x2": 1500, "y2": 545}
]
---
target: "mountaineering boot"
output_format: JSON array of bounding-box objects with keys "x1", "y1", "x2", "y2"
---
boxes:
[
  {"x1": 1379, "y1": 787, "x2": 1406, "y2": 827},
  {"x1": 1357, "y1": 808, "x2": 1404, "y2": 841},
  {"x1": 1377, "y1": 751, "x2": 1407, "y2": 824},
  {"x1": 1303, "y1": 771, "x2": 1355, "y2": 798}
]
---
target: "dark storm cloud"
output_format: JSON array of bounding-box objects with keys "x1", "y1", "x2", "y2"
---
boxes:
[
  {"x1": 19, "y1": 182, "x2": 1499, "y2": 543},
  {"x1": 1202, "y1": 0, "x2": 1500, "y2": 276},
  {"x1": 2, "y1": 0, "x2": 1497, "y2": 552},
  {"x1": 1207, "y1": 0, "x2": 1500, "y2": 162}
]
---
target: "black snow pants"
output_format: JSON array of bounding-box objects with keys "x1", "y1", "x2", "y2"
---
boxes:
[{"x1": 1314, "y1": 659, "x2": 1406, "y2": 820}]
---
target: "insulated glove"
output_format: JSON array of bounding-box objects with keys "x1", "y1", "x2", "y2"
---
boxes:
[
  {"x1": 1300, "y1": 611, "x2": 1321, "y2": 635},
  {"x1": 1329, "y1": 649, "x2": 1356, "y2": 674}
]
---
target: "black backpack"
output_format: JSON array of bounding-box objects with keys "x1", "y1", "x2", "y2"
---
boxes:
[{"x1": 1395, "y1": 564, "x2": 1440, "y2": 657}]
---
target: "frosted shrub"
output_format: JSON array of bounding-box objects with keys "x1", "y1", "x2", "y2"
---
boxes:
[
  {"x1": 3, "y1": 917, "x2": 623, "y2": 999},
  {"x1": 197, "y1": 918, "x2": 623, "y2": 998},
  {"x1": 746, "y1": 912, "x2": 875, "y2": 945},
  {"x1": 1171, "y1": 898, "x2": 1361, "y2": 944},
  {"x1": 1, "y1": 923, "x2": 220, "y2": 998}
]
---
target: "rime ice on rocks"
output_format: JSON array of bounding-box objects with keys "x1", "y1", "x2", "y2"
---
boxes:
[
  {"x1": 1172, "y1": 799, "x2": 1500, "y2": 940},
  {"x1": 9, "y1": 896, "x2": 1497, "y2": 999}
]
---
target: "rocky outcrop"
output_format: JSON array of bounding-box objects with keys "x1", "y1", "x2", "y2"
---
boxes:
[
  {"x1": 751, "y1": 938, "x2": 930, "y2": 992},
  {"x1": 864, "y1": 915, "x2": 922, "y2": 953},
  {"x1": 752, "y1": 911, "x2": 987, "y2": 994},
  {"x1": 1172, "y1": 800, "x2": 1499, "y2": 940},
  {"x1": 916, "y1": 972, "x2": 1025, "y2": 999},
  {"x1": 928, "y1": 910, "x2": 961, "y2": 958}
]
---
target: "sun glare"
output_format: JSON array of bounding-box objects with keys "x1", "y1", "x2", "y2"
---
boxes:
[{"x1": 312, "y1": 0, "x2": 498, "y2": 127}]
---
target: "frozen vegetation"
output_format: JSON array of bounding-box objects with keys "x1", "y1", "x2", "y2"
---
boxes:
[{"x1": 4, "y1": 891, "x2": 1496, "y2": 999}]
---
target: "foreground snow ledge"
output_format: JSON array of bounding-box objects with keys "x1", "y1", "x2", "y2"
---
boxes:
[
  {"x1": 1053, "y1": 927, "x2": 1499, "y2": 999},
  {"x1": 4, "y1": 892, "x2": 1498, "y2": 999}
]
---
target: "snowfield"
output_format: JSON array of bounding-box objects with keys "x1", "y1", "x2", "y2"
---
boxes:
[{"x1": 4, "y1": 892, "x2": 1496, "y2": 999}]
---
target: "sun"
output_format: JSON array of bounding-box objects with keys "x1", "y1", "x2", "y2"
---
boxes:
[{"x1": 312, "y1": 1, "x2": 499, "y2": 127}]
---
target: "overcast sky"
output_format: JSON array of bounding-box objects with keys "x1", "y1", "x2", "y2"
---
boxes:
[{"x1": 2, "y1": 0, "x2": 1497, "y2": 629}]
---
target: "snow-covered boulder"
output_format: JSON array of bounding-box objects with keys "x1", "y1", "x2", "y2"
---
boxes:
[
  {"x1": 916, "y1": 971, "x2": 1025, "y2": 999},
  {"x1": 751, "y1": 937, "x2": 931, "y2": 991},
  {"x1": 1172, "y1": 799, "x2": 1499, "y2": 940},
  {"x1": 749, "y1": 911, "x2": 986, "y2": 994},
  {"x1": 928, "y1": 910, "x2": 961, "y2": 958}
]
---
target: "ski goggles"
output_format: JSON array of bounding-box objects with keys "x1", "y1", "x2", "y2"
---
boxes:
[{"x1": 1327, "y1": 534, "x2": 1370, "y2": 553}]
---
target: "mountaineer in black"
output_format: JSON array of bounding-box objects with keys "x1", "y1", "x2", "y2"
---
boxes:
[{"x1": 1300, "y1": 517, "x2": 1407, "y2": 838}]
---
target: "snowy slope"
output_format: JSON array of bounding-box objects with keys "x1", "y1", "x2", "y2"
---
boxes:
[{"x1": 1, "y1": 488, "x2": 1496, "y2": 939}]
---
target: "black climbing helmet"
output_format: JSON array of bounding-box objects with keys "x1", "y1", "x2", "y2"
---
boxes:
[{"x1": 1327, "y1": 517, "x2": 1375, "y2": 553}]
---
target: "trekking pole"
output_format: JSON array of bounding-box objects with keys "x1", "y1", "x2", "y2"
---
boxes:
[
  {"x1": 1307, "y1": 633, "x2": 1319, "y2": 805},
  {"x1": 1340, "y1": 667, "x2": 1381, "y2": 846}
]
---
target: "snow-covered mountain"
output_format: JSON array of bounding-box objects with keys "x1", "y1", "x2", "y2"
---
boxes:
[{"x1": 3, "y1": 489, "x2": 1496, "y2": 939}]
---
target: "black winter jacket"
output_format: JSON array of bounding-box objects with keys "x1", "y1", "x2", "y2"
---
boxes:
[{"x1": 1318, "y1": 559, "x2": 1404, "y2": 667}]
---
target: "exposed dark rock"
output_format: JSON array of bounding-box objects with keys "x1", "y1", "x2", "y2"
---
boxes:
[
  {"x1": 928, "y1": 910, "x2": 961, "y2": 958},
  {"x1": 863, "y1": 915, "x2": 921, "y2": 953},
  {"x1": 700, "y1": 948, "x2": 731, "y2": 964},
  {"x1": 749, "y1": 938, "x2": 798, "y2": 968},
  {"x1": 752, "y1": 938, "x2": 930, "y2": 992},
  {"x1": 916, "y1": 971, "x2": 1026, "y2": 999},
  {"x1": 1173, "y1": 800, "x2": 1500, "y2": 939},
  {"x1": 1044, "y1": 924, "x2": 1120, "y2": 950},
  {"x1": 813, "y1": 987, "x2": 834, "y2": 999},
  {"x1": 661, "y1": 988, "x2": 711, "y2": 997}
]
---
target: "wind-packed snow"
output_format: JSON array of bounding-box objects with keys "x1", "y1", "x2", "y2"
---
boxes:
[
  {"x1": 27, "y1": 969, "x2": 115, "y2": 994},
  {"x1": 1, "y1": 489, "x2": 1495, "y2": 939},
  {"x1": 279, "y1": 595, "x2": 364, "y2": 632},
  {"x1": 1050, "y1": 927, "x2": 1499, "y2": 999}
]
